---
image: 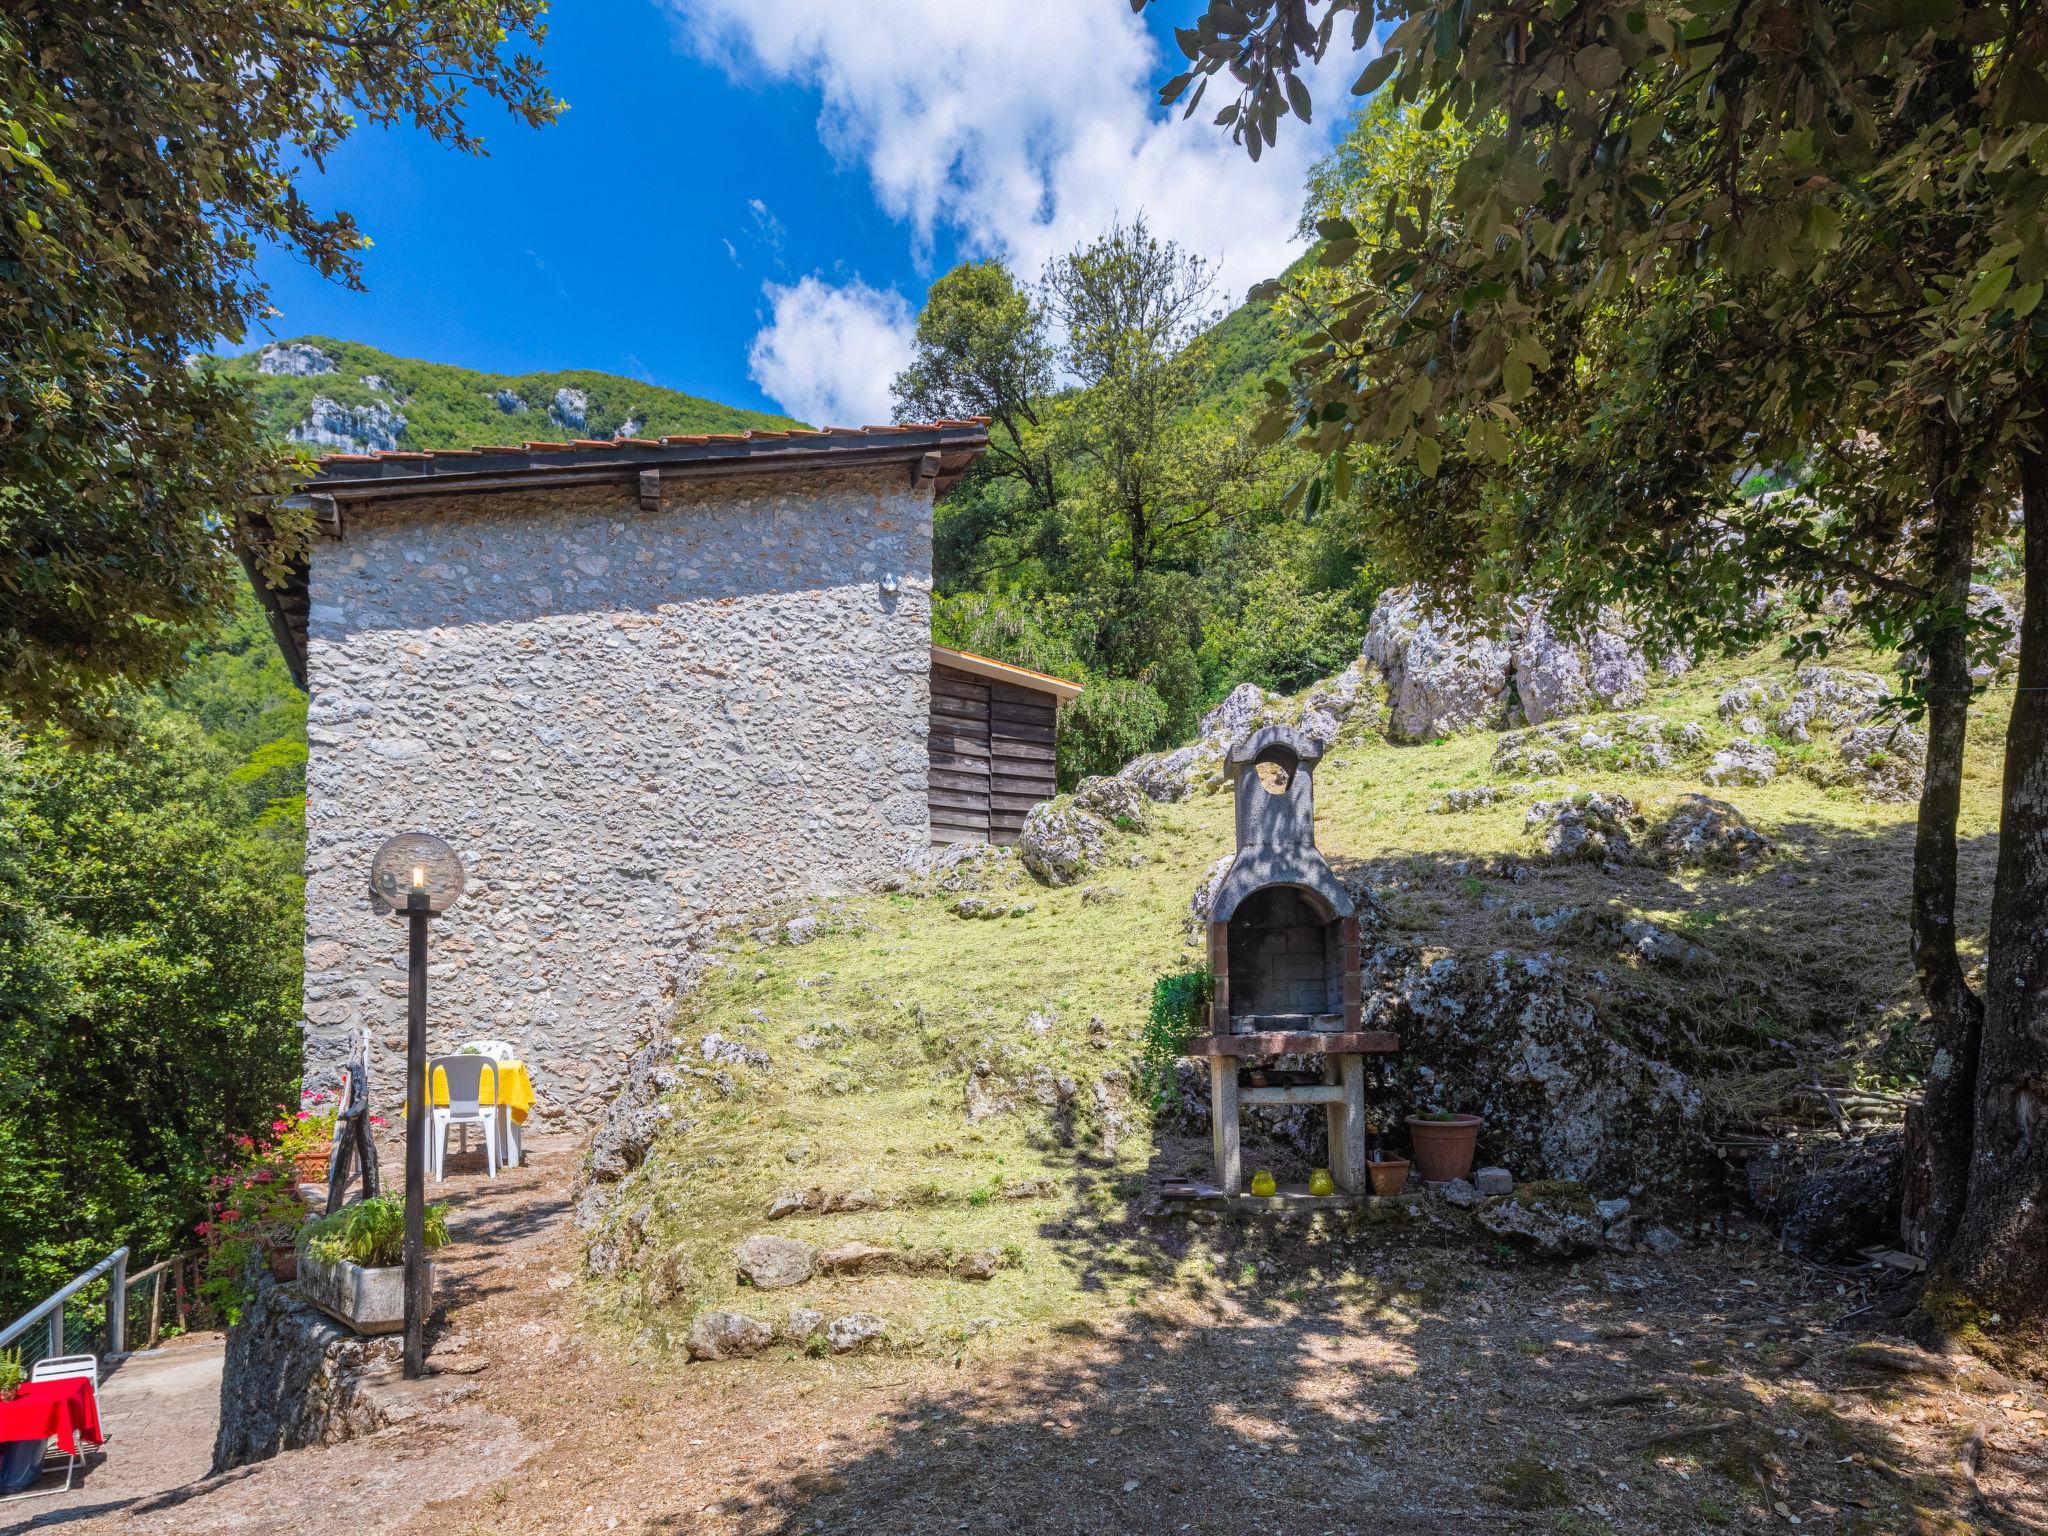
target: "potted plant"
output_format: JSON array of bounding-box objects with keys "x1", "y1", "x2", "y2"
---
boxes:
[
  {"x1": 0, "y1": 1347, "x2": 22, "y2": 1403},
  {"x1": 1406, "y1": 1108, "x2": 1483, "y2": 1183},
  {"x1": 277, "y1": 1091, "x2": 339, "y2": 1187},
  {"x1": 296, "y1": 1193, "x2": 450, "y2": 1336},
  {"x1": 1365, "y1": 1155, "x2": 1411, "y2": 1196}
]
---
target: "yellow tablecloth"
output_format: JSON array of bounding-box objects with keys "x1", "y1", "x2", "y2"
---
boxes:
[{"x1": 429, "y1": 1059, "x2": 536, "y2": 1124}]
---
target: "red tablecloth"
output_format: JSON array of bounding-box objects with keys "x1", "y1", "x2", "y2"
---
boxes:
[{"x1": 0, "y1": 1378, "x2": 101, "y2": 1453}]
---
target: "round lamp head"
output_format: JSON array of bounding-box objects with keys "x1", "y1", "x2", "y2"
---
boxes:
[{"x1": 369, "y1": 832, "x2": 465, "y2": 914}]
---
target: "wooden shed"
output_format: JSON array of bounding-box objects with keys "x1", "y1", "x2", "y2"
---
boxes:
[{"x1": 927, "y1": 646, "x2": 1083, "y2": 846}]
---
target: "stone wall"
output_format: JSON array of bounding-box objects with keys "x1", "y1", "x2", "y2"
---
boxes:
[{"x1": 300, "y1": 465, "x2": 934, "y2": 1122}]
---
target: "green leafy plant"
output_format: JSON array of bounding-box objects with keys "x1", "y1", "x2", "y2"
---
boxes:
[
  {"x1": 0, "y1": 1347, "x2": 23, "y2": 1401},
  {"x1": 299, "y1": 1194, "x2": 449, "y2": 1270},
  {"x1": 1139, "y1": 968, "x2": 1213, "y2": 1117}
]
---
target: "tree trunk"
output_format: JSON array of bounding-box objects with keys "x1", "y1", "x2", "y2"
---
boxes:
[
  {"x1": 1946, "y1": 442, "x2": 2048, "y2": 1318},
  {"x1": 1899, "y1": 440, "x2": 1985, "y2": 1258}
]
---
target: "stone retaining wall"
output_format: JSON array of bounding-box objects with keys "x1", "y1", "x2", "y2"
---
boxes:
[{"x1": 299, "y1": 465, "x2": 934, "y2": 1122}]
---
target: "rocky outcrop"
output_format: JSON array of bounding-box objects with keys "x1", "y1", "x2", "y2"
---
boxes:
[
  {"x1": 1361, "y1": 943, "x2": 1713, "y2": 1199},
  {"x1": 1476, "y1": 1184, "x2": 1606, "y2": 1258},
  {"x1": 686, "y1": 1310, "x2": 774, "y2": 1361},
  {"x1": 1112, "y1": 671, "x2": 1382, "y2": 804},
  {"x1": 257, "y1": 342, "x2": 336, "y2": 377},
  {"x1": 1073, "y1": 773, "x2": 1150, "y2": 831},
  {"x1": 585, "y1": 1036, "x2": 684, "y2": 1183},
  {"x1": 1645, "y1": 794, "x2": 1772, "y2": 870},
  {"x1": 1494, "y1": 713, "x2": 1705, "y2": 777},
  {"x1": 1524, "y1": 791, "x2": 1644, "y2": 863},
  {"x1": 1512, "y1": 609, "x2": 1649, "y2": 726},
  {"x1": 1018, "y1": 799, "x2": 1109, "y2": 886},
  {"x1": 212, "y1": 1269, "x2": 399, "y2": 1472},
  {"x1": 1363, "y1": 588, "x2": 1514, "y2": 740},
  {"x1": 1831, "y1": 722, "x2": 1925, "y2": 801},
  {"x1": 288, "y1": 395, "x2": 406, "y2": 453},
  {"x1": 1359, "y1": 588, "x2": 1650, "y2": 741},
  {"x1": 1702, "y1": 736, "x2": 1779, "y2": 788},
  {"x1": 548, "y1": 386, "x2": 590, "y2": 433},
  {"x1": 493, "y1": 388, "x2": 528, "y2": 414},
  {"x1": 1747, "y1": 1131, "x2": 1903, "y2": 1261}
]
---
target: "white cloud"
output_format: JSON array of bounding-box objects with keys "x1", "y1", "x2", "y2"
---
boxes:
[
  {"x1": 669, "y1": 0, "x2": 1365, "y2": 419},
  {"x1": 747, "y1": 276, "x2": 915, "y2": 427}
]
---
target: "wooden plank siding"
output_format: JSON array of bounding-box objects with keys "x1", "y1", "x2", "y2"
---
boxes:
[{"x1": 927, "y1": 663, "x2": 1061, "y2": 846}]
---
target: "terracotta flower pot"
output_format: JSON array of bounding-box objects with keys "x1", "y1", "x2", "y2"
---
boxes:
[
  {"x1": 265, "y1": 1240, "x2": 299, "y2": 1281},
  {"x1": 294, "y1": 1149, "x2": 332, "y2": 1185},
  {"x1": 1405, "y1": 1114, "x2": 1482, "y2": 1183},
  {"x1": 1365, "y1": 1157, "x2": 1410, "y2": 1196}
]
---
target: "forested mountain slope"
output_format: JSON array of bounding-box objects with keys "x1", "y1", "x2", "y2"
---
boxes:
[{"x1": 213, "y1": 336, "x2": 804, "y2": 455}]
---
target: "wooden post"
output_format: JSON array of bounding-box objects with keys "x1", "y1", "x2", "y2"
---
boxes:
[
  {"x1": 1209, "y1": 1056, "x2": 1242, "y2": 1194},
  {"x1": 1335, "y1": 1054, "x2": 1368, "y2": 1194},
  {"x1": 1323, "y1": 1057, "x2": 1350, "y2": 1192},
  {"x1": 403, "y1": 892, "x2": 431, "y2": 1380}
]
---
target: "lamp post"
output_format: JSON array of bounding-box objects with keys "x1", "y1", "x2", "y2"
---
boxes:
[{"x1": 368, "y1": 832, "x2": 464, "y2": 1380}]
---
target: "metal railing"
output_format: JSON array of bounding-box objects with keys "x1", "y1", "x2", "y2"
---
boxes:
[{"x1": 0, "y1": 1249, "x2": 128, "y2": 1372}]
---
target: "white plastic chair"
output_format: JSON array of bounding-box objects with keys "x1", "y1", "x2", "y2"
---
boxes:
[
  {"x1": 428, "y1": 1055, "x2": 501, "y2": 1181},
  {"x1": 12, "y1": 1354, "x2": 100, "y2": 1496},
  {"x1": 456, "y1": 1040, "x2": 524, "y2": 1166}
]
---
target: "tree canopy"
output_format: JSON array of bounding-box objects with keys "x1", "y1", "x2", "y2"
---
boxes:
[{"x1": 0, "y1": 1, "x2": 560, "y2": 729}]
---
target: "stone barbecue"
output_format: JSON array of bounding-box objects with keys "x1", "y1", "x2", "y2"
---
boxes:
[{"x1": 1187, "y1": 725, "x2": 1398, "y2": 1195}]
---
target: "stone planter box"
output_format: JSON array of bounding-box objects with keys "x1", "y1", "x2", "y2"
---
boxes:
[{"x1": 295, "y1": 1253, "x2": 431, "y2": 1336}]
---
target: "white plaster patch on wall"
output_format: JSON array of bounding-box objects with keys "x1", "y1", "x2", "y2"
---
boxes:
[{"x1": 299, "y1": 466, "x2": 934, "y2": 1124}]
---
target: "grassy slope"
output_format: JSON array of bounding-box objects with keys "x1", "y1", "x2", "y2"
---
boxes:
[
  {"x1": 591, "y1": 634, "x2": 2009, "y2": 1360},
  {"x1": 213, "y1": 335, "x2": 805, "y2": 448}
]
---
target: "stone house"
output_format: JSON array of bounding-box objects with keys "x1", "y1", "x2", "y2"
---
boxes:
[{"x1": 246, "y1": 423, "x2": 1077, "y2": 1124}]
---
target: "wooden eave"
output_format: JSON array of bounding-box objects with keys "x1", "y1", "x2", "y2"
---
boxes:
[{"x1": 930, "y1": 645, "x2": 1083, "y2": 702}]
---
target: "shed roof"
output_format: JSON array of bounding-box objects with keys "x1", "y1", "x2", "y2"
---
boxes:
[
  {"x1": 243, "y1": 420, "x2": 993, "y2": 689},
  {"x1": 930, "y1": 645, "x2": 1083, "y2": 701}
]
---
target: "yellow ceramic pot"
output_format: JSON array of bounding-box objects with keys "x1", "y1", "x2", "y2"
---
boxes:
[
  {"x1": 1307, "y1": 1167, "x2": 1335, "y2": 1197},
  {"x1": 1249, "y1": 1169, "x2": 1278, "y2": 1197}
]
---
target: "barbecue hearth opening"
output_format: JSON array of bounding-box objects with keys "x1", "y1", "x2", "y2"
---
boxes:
[{"x1": 1225, "y1": 885, "x2": 1343, "y2": 1029}]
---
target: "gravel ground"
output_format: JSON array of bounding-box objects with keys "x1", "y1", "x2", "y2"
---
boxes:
[{"x1": 32, "y1": 1138, "x2": 2048, "y2": 1536}]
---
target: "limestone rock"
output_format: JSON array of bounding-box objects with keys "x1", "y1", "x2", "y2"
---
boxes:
[
  {"x1": 1702, "y1": 736, "x2": 1778, "y2": 788},
  {"x1": 1185, "y1": 853, "x2": 1235, "y2": 939},
  {"x1": 1438, "y1": 1178, "x2": 1482, "y2": 1209},
  {"x1": 1018, "y1": 799, "x2": 1109, "y2": 886},
  {"x1": 1362, "y1": 588, "x2": 1513, "y2": 741},
  {"x1": 1777, "y1": 666, "x2": 1887, "y2": 742},
  {"x1": 781, "y1": 1308, "x2": 825, "y2": 1342},
  {"x1": 817, "y1": 1241, "x2": 893, "y2": 1275},
  {"x1": 735, "y1": 1233, "x2": 815, "y2": 1289},
  {"x1": 584, "y1": 1036, "x2": 684, "y2": 1183},
  {"x1": 1074, "y1": 774, "x2": 1150, "y2": 831},
  {"x1": 289, "y1": 394, "x2": 406, "y2": 454},
  {"x1": 964, "y1": 1061, "x2": 1015, "y2": 1122},
  {"x1": 1476, "y1": 1187, "x2": 1603, "y2": 1258},
  {"x1": 951, "y1": 1249, "x2": 1002, "y2": 1281},
  {"x1": 1513, "y1": 608, "x2": 1648, "y2": 726},
  {"x1": 1494, "y1": 713, "x2": 1703, "y2": 778},
  {"x1": 822, "y1": 1187, "x2": 878, "y2": 1213},
  {"x1": 1747, "y1": 1130, "x2": 1902, "y2": 1261},
  {"x1": 766, "y1": 1188, "x2": 819, "y2": 1221},
  {"x1": 547, "y1": 386, "x2": 589, "y2": 433},
  {"x1": 212, "y1": 1269, "x2": 398, "y2": 1472},
  {"x1": 1431, "y1": 786, "x2": 1500, "y2": 814},
  {"x1": 686, "y1": 1310, "x2": 774, "y2": 1361},
  {"x1": 1525, "y1": 790, "x2": 1644, "y2": 863},
  {"x1": 1645, "y1": 794, "x2": 1772, "y2": 871},
  {"x1": 1473, "y1": 1166, "x2": 1514, "y2": 1197},
  {"x1": 1362, "y1": 943, "x2": 1712, "y2": 1199},
  {"x1": 257, "y1": 342, "x2": 336, "y2": 377},
  {"x1": 1833, "y1": 722, "x2": 1925, "y2": 801},
  {"x1": 1639, "y1": 1225, "x2": 1683, "y2": 1255},
  {"x1": 826, "y1": 1313, "x2": 887, "y2": 1354},
  {"x1": 492, "y1": 388, "x2": 527, "y2": 414}
]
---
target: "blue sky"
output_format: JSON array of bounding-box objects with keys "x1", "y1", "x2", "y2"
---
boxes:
[{"x1": 250, "y1": 1, "x2": 1367, "y2": 426}]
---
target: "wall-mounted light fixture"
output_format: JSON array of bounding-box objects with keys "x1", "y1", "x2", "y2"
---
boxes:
[{"x1": 880, "y1": 573, "x2": 900, "y2": 597}]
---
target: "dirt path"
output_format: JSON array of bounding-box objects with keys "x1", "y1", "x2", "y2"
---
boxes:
[{"x1": 29, "y1": 1139, "x2": 2048, "y2": 1536}]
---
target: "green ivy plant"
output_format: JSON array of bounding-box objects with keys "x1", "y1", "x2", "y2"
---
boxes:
[{"x1": 1140, "y1": 968, "x2": 1214, "y2": 1117}]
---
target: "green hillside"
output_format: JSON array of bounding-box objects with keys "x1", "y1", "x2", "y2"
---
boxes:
[{"x1": 213, "y1": 335, "x2": 805, "y2": 453}]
